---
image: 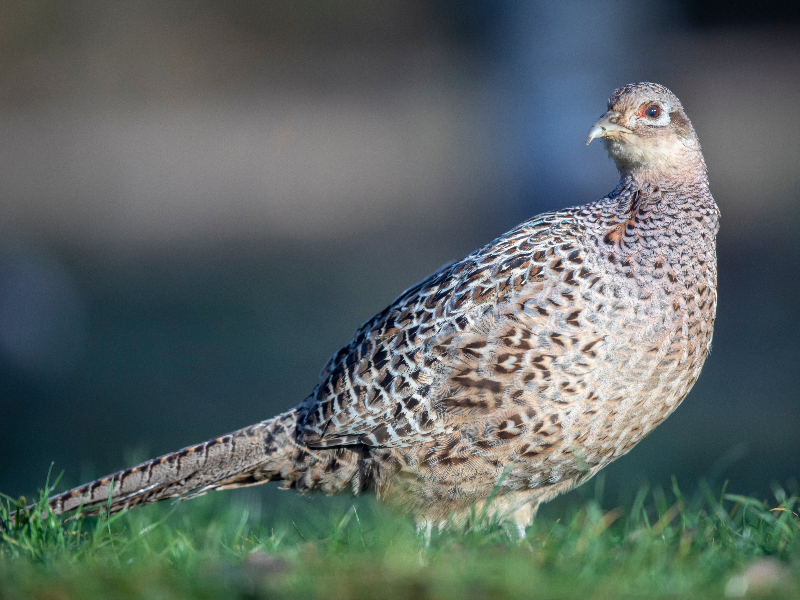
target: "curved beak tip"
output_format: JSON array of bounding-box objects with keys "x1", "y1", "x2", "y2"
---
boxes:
[{"x1": 585, "y1": 112, "x2": 633, "y2": 145}]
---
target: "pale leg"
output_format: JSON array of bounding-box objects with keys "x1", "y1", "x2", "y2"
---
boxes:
[{"x1": 512, "y1": 502, "x2": 538, "y2": 540}]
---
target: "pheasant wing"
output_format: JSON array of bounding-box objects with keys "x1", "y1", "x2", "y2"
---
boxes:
[{"x1": 298, "y1": 211, "x2": 589, "y2": 449}]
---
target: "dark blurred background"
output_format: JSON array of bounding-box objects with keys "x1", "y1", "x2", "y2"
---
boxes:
[{"x1": 1, "y1": 0, "x2": 798, "y2": 511}]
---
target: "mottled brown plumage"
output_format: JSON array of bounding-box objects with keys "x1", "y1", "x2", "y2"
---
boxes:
[{"x1": 40, "y1": 83, "x2": 719, "y2": 535}]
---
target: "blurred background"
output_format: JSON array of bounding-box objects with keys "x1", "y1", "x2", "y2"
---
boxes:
[{"x1": 1, "y1": 0, "x2": 798, "y2": 512}]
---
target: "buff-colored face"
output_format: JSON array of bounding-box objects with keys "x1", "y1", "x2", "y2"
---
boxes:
[{"x1": 586, "y1": 82, "x2": 702, "y2": 177}]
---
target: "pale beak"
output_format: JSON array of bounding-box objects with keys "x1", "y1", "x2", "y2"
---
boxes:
[{"x1": 585, "y1": 111, "x2": 634, "y2": 145}]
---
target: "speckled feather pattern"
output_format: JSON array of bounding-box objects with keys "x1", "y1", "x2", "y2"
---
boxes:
[{"x1": 43, "y1": 83, "x2": 720, "y2": 530}]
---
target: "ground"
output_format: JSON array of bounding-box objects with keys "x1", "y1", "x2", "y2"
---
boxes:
[{"x1": 1, "y1": 475, "x2": 798, "y2": 600}]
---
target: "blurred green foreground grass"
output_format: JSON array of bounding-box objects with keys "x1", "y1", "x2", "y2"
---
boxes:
[{"x1": 1, "y1": 475, "x2": 799, "y2": 600}]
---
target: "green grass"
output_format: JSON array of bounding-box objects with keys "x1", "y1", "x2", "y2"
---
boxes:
[{"x1": 1, "y1": 474, "x2": 799, "y2": 599}]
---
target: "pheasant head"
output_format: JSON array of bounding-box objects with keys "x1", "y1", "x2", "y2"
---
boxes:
[{"x1": 586, "y1": 82, "x2": 707, "y2": 184}]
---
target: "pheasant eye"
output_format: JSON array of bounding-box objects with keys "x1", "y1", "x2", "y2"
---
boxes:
[{"x1": 643, "y1": 104, "x2": 661, "y2": 119}]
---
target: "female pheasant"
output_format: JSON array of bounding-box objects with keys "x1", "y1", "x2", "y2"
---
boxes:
[{"x1": 41, "y1": 82, "x2": 719, "y2": 535}]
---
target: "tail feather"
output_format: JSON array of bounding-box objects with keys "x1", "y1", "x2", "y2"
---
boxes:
[{"x1": 44, "y1": 410, "x2": 299, "y2": 516}]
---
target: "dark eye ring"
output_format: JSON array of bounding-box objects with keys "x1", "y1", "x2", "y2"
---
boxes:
[{"x1": 643, "y1": 104, "x2": 661, "y2": 119}]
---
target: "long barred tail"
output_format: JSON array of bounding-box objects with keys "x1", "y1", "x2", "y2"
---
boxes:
[{"x1": 45, "y1": 409, "x2": 301, "y2": 516}]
